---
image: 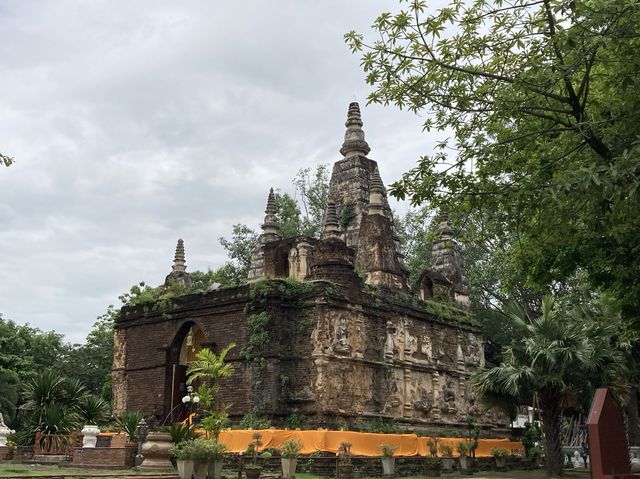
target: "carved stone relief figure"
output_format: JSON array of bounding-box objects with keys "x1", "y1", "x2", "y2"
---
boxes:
[
  {"x1": 466, "y1": 333, "x2": 483, "y2": 366},
  {"x1": 402, "y1": 319, "x2": 417, "y2": 358},
  {"x1": 288, "y1": 247, "x2": 299, "y2": 280},
  {"x1": 420, "y1": 334, "x2": 433, "y2": 361},
  {"x1": 384, "y1": 320, "x2": 395, "y2": 360},
  {"x1": 413, "y1": 387, "x2": 433, "y2": 414},
  {"x1": 331, "y1": 314, "x2": 352, "y2": 355},
  {"x1": 442, "y1": 379, "x2": 458, "y2": 412},
  {"x1": 457, "y1": 342, "x2": 465, "y2": 368}
]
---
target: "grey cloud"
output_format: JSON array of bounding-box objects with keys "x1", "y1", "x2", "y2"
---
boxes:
[{"x1": 0, "y1": 0, "x2": 435, "y2": 344}]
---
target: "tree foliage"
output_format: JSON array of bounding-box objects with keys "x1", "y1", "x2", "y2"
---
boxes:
[
  {"x1": 1, "y1": 152, "x2": 12, "y2": 167},
  {"x1": 346, "y1": 0, "x2": 640, "y2": 327},
  {"x1": 214, "y1": 164, "x2": 330, "y2": 284},
  {"x1": 472, "y1": 296, "x2": 629, "y2": 475},
  {"x1": 0, "y1": 316, "x2": 68, "y2": 424}
]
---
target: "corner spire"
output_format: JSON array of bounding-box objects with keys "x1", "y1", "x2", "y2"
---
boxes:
[
  {"x1": 368, "y1": 167, "x2": 385, "y2": 215},
  {"x1": 339, "y1": 102, "x2": 371, "y2": 158},
  {"x1": 261, "y1": 187, "x2": 280, "y2": 238},
  {"x1": 322, "y1": 200, "x2": 341, "y2": 239},
  {"x1": 430, "y1": 210, "x2": 468, "y2": 304},
  {"x1": 164, "y1": 238, "x2": 192, "y2": 288},
  {"x1": 172, "y1": 238, "x2": 187, "y2": 272}
]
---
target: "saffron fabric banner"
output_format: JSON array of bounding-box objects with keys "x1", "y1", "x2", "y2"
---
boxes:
[{"x1": 216, "y1": 429, "x2": 524, "y2": 458}]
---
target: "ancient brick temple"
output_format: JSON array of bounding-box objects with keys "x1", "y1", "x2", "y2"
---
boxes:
[{"x1": 112, "y1": 103, "x2": 508, "y2": 432}]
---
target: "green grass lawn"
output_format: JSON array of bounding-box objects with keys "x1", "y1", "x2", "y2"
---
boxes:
[
  {"x1": 0, "y1": 463, "x2": 177, "y2": 478},
  {"x1": 0, "y1": 466, "x2": 589, "y2": 478}
]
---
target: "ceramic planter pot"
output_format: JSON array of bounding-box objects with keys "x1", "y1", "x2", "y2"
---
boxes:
[
  {"x1": 209, "y1": 459, "x2": 224, "y2": 479},
  {"x1": 281, "y1": 457, "x2": 297, "y2": 478},
  {"x1": 176, "y1": 459, "x2": 195, "y2": 479},
  {"x1": 495, "y1": 456, "x2": 506, "y2": 469},
  {"x1": 194, "y1": 461, "x2": 208, "y2": 479},
  {"x1": 382, "y1": 457, "x2": 395, "y2": 475},
  {"x1": 245, "y1": 465, "x2": 262, "y2": 479},
  {"x1": 459, "y1": 455, "x2": 469, "y2": 471}
]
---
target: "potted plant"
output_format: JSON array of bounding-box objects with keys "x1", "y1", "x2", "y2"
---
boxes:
[
  {"x1": 425, "y1": 437, "x2": 441, "y2": 477},
  {"x1": 380, "y1": 444, "x2": 397, "y2": 476},
  {"x1": 337, "y1": 442, "x2": 353, "y2": 479},
  {"x1": 438, "y1": 443, "x2": 454, "y2": 472},
  {"x1": 244, "y1": 432, "x2": 263, "y2": 479},
  {"x1": 528, "y1": 446, "x2": 543, "y2": 468},
  {"x1": 207, "y1": 440, "x2": 227, "y2": 479},
  {"x1": 457, "y1": 442, "x2": 472, "y2": 473},
  {"x1": 280, "y1": 438, "x2": 303, "y2": 478},
  {"x1": 171, "y1": 440, "x2": 195, "y2": 479},
  {"x1": 490, "y1": 447, "x2": 509, "y2": 470}
]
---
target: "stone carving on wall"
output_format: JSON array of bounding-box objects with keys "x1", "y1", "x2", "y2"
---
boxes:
[
  {"x1": 442, "y1": 379, "x2": 458, "y2": 412},
  {"x1": 331, "y1": 314, "x2": 352, "y2": 355},
  {"x1": 457, "y1": 341, "x2": 465, "y2": 368},
  {"x1": 403, "y1": 319, "x2": 417, "y2": 358},
  {"x1": 466, "y1": 334, "x2": 483, "y2": 366},
  {"x1": 384, "y1": 320, "x2": 395, "y2": 360},
  {"x1": 413, "y1": 388, "x2": 433, "y2": 414},
  {"x1": 420, "y1": 334, "x2": 433, "y2": 361}
]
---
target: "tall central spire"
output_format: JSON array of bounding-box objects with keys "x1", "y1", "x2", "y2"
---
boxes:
[{"x1": 340, "y1": 102, "x2": 371, "y2": 158}]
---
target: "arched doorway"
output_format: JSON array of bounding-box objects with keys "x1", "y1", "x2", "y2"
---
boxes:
[{"x1": 169, "y1": 323, "x2": 204, "y2": 422}]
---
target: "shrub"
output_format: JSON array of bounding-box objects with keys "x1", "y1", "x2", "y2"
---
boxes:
[
  {"x1": 491, "y1": 447, "x2": 510, "y2": 458},
  {"x1": 239, "y1": 410, "x2": 271, "y2": 430},
  {"x1": 115, "y1": 411, "x2": 143, "y2": 442},
  {"x1": 457, "y1": 441, "x2": 471, "y2": 457},
  {"x1": 380, "y1": 444, "x2": 397, "y2": 458},
  {"x1": 280, "y1": 438, "x2": 304, "y2": 459},
  {"x1": 427, "y1": 437, "x2": 439, "y2": 457},
  {"x1": 438, "y1": 443, "x2": 453, "y2": 457}
]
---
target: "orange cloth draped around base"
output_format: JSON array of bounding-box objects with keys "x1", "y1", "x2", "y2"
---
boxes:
[{"x1": 215, "y1": 429, "x2": 523, "y2": 458}]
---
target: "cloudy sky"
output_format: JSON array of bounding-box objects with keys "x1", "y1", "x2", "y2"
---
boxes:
[{"x1": 0, "y1": 1, "x2": 444, "y2": 344}]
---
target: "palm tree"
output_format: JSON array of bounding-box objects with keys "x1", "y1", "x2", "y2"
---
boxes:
[
  {"x1": 77, "y1": 395, "x2": 111, "y2": 425},
  {"x1": 186, "y1": 344, "x2": 236, "y2": 403},
  {"x1": 472, "y1": 296, "x2": 628, "y2": 476}
]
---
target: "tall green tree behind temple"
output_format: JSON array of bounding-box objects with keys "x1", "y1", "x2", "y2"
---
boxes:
[
  {"x1": 0, "y1": 316, "x2": 68, "y2": 424},
  {"x1": 346, "y1": 0, "x2": 640, "y2": 329},
  {"x1": 214, "y1": 164, "x2": 330, "y2": 285}
]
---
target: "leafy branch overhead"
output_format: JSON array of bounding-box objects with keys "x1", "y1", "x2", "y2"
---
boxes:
[
  {"x1": 1, "y1": 153, "x2": 13, "y2": 167},
  {"x1": 346, "y1": 0, "x2": 640, "y2": 326}
]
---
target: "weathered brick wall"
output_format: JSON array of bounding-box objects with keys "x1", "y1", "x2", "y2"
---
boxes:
[
  {"x1": 114, "y1": 286, "x2": 252, "y2": 418},
  {"x1": 114, "y1": 280, "x2": 506, "y2": 432},
  {"x1": 72, "y1": 447, "x2": 136, "y2": 468}
]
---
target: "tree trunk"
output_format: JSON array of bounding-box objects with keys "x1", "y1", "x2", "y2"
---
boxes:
[
  {"x1": 540, "y1": 393, "x2": 564, "y2": 476},
  {"x1": 627, "y1": 387, "x2": 640, "y2": 447}
]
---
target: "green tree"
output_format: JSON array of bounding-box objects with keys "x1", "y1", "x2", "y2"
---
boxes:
[
  {"x1": 218, "y1": 224, "x2": 259, "y2": 283},
  {"x1": 58, "y1": 310, "x2": 115, "y2": 396},
  {"x1": 0, "y1": 316, "x2": 69, "y2": 424},
  {"x1": 292, "y1": 164, "x2": 330, "y2": 238},
  {"x1": 394, "y1": 206, "x2": 433, "y2": 287},
  {"x1": 346, "y1": 0, "x2": 640, "y2": 328},
  {"x1": 274, "y1": 191, "x2": 303, "y2": 239},
  {"x1": 472, "y1": 296, "x2": 628, "y2": 475},
  {"x1": 214, "y1": 164, "x2": 330, "y2": 283},
  {"x1": 1, "y1": 153, "x2": 12, "y2": 167}
]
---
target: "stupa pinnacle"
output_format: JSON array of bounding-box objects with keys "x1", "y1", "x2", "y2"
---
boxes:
[{"x1": 339, "y1": 102, "x2": 371, "y2": 158}]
